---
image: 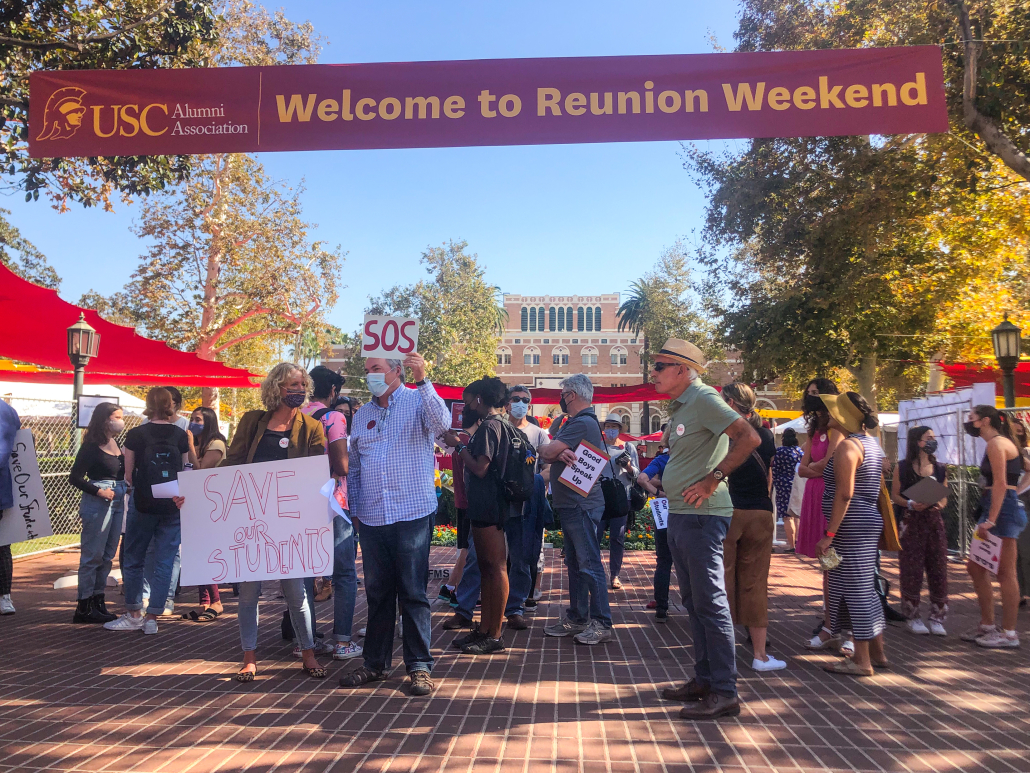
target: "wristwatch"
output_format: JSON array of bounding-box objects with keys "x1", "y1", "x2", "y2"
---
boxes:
[
  {"x1": 415, "y1": 379, "x2": 428, "y2": 386},
  {"x1": 453, "y1": 443, "x2": 466, "y2": 456},
  {"x1": 711, "y1": 469, "x2": 725, "y2": 482}
]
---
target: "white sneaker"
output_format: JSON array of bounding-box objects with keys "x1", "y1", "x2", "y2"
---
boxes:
[
  {"x1": 0, "y1": 595, "x2": 14, "y2": 615},
  {"x1": 105, "y1": 613, "x2": 145, "y2": 631},
  {"x1": 929, "y1": 621, "x2": 947, "y2": 637},
  {"x1": 142, "y1": 618, "x2": 159, "y2": 635},
  {"x1": 333, "y1": 641, "x2": 363, "y2": 660},
  {"x1": 976, "y1": 630, "x2": 1020, "y2": 649},
  {"x1": 532, "y1": 588, "x2": 542, "y2": 602},
  {"x1": 356, "y1": 627, "x2": 366, "y2": 637},
  {"x1": 751, "y1": 655, "x2": 787, "y2": 672},
  {"x1": 906, "y1": 619, "x2": 930, "y2": 635}
]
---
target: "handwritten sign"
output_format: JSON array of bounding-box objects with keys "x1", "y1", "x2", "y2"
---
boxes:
[
  {"x1": 0, "y1": 430, "x2": 53, "y2": 546},
  {"x1": 362, "y1": 314, "x2": 419, "y2": 359},
  {"x1": 969, "y1": 531, "x2": 1002, "y2": 575},
  {"x1": 177, "y1": 455, "x2": 332, "y2": 585},
  {"x1": 558, "y1": 440, "x2": 609, "y2": 497},
  {"x1": 651, "y1": 497, "x2": 669, "y2": 530}
]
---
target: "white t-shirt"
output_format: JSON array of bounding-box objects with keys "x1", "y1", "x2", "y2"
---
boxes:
[{"x1": 514, "y1": 420, "x2": 550, "y2": 474}]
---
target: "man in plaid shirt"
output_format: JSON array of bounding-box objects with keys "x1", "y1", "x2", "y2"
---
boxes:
[{"x1": 340, "y1": 352, "x2": 450, "y2": 696}]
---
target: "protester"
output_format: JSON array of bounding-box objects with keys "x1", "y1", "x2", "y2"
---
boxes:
[
  {"x1": 1012, "y1": 418, "x2": 1030, "y2": 607},
  {"x1": 815, "y1": 392, "x2": 889, "y2": 676},
  {"x1": 182, "y1": 406, "x2": 226, "y2": 622},
  {"x1": 650, "y1": 339, "x2": 759, "y2": 720},
  {"x1": 104, "y1": 387, "x2": 190, "y2": 636},
  {"x1": 340, "y1": 353, "x2": 449, "y2": 696},
  {"x1": 637, "y1": 431, "x2": 671, "y2": 622},
  {"x1": 441, "y1": 377, "x2": 520, "y2": 654},
  {"x1": 599, "y1": 412, "x2": 639, "y2": 591},
  {"x1": 0, "y1": 399, "x2": 22, "y2": 616},
  {"x1": 962, "y1": 406, "x2": 1029, "y2": 648},
  {"x1": 772, "y1": 428, "x2": 804, "y2": 552},
  {"x1": 69, "y1": 402, "x2": 125, "y2": 624},
  {"x1": 539, "y1": 374, "x2": 613, "y2": 645},
  {"x1": 439, "y1": 404, "x2": 478, "y2": 607},
  {"x1": 720, "y1": 383, "x2": 786, "y2": 672},
  {"x1": 891, "y1": 426, "x2": 949, "y2": 636},
  {"x1": 304, "y1": 365, "x2": 361, "y2": 661}
]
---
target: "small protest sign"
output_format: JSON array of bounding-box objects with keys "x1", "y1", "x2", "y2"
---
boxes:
[
  {"x1": 651, "y1": 497, "x2": 669, "y2": 530},
  {"x1": 558, "y1": 440, "x2": 609, "y2": 497},
  {"x1": 177, "y1": 455, "x2": 332, "y2": 585},
  {"x1": 362, "y1": 314, "x2": 419, "y2": 359},
  {"x1": 76, "y1": 395, "x2": 120, "y2": 429},
  {"x1": 451, "y1": 403, "x2": 465, "y2": 430},
  {"x1": 969, "y1": 531, "x2": 1002, "y2": 575},
  {"x1": 0, "y1": 430, "x2": 53, "y2": 546}
]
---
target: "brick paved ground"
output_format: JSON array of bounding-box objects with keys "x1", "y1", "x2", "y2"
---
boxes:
[{"x1": 1, "y1": 546, "x2": 1029, "y2": 773}]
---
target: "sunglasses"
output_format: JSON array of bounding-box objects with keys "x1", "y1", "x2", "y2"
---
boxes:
[
  {"x1": 651, "y1": 362, "x2": 679, "y2": 372},
  {"x1": 509, "y1": 396, "x2": 531, "y2": 404}
]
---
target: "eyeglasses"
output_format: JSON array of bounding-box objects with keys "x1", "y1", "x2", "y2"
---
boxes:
[
  {"x1": 509, "y1": 396, "x2": 531, "y2": 405},
  {"x1": 651, "y1": 362, "x2": 678, "y2": 372},
  {"x1": 560, "y1": 391, "x2": 575, "y2": 401}
]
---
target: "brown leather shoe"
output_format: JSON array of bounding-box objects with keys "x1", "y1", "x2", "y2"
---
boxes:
[
  {"x1": 678, "y1": 693, "x2": 741, "y2": 720},
  {"x1": 661, "y1": 678, "x2": 710, "y2": 702},
  {"x1": 506, "y1": 614, "x2": 529, "y2": 631},
  {"x1": 441, "y1": 612, "x2": 472, "y2": 630}
]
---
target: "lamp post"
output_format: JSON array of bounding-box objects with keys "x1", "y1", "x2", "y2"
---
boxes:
[
  {"x1": 991, "y1": 315, "x2": 1021, "y2": 409},
  {"x1": 67, "y1": 313, "x2": 100, "y2": 453}
]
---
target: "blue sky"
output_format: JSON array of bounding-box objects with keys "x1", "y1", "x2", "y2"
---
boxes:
[{"x1": 6, "y1": 1, "x2": 742, "y2": 333}]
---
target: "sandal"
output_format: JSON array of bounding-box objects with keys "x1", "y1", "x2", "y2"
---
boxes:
[
  {"x1": 804, "y1": 627, "x2": 840, "y2": 650},
  {"x1": 823, "y1": 660, "x2": 874, "y2": 677},
  {"x1": 610, "y1": 577, "x2": 622, "y2": 590},
  {"x1": 235, "y1": 668, "x2": 256, "y2": 683},
  {"x1": 872, "y1": 660, "x2": 890, "y2": 670},
  {"x1": 182, "y1": 610, "x2": 201, "y2": 621},
  {"x1": 302, "y1": 665, "x2": 327, "y2": 679},
  {"x1": 197, "y1": 609, "x2": 221, "y2": 622}
]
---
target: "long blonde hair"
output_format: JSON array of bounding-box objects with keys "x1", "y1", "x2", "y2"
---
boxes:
[
  {"x1": 722, "y1": 382, "x2": 761, "y2": 429},
  {"x1": 260, "y1": 363, "x2": 312, "y2": 411}
]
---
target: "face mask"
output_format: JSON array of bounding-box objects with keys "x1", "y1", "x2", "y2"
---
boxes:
[
  {"x1": 559, "y1": 396, "x2": 570, "y2": 413},
  {"x1": 460, "y1": 407, "x2": 479, "y2": 429},
  {"x1": 366, "y1": 372, "x2": 394, "y2": 398},
  {"x1": 282, "y1": 390, "x2": 306, "y2": 409},
  {"x1": 188, "y1": 421, "x2": 204, "y2": 436},
  {"x1": 802, "y1": 393, "x2": 824, "y2": 413},
  {"x1": 604, "y1": 428, "x2": 620, "y2": 442},
  {"x1": 509, "y1": 401, "x2": 529, "y2": 419},
  {"x1": 922, "y1": 438, "x2": 938, "y2": 454},
  {"x1": 108, "y1": 419, "x2": 126, "y2": 434},
  {"x1": 964, "y1": 420, "x2": 981, "y2": 438}
]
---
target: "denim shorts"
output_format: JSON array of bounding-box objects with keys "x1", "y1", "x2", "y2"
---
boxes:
[{"x1": 978, "y1": 489, "x2": 1028, "y2": 540}]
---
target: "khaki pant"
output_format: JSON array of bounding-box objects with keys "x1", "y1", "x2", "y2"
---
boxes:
[{"x1": 723, "y1": 508, "x2": 774, "y2": 628}]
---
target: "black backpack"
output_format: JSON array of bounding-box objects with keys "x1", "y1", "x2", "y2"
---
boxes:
[
  {"x1": 141, "y1": 438, "x2": 183, "y2": 490},
  {"x1": 494, "y1": 420, "x2": 537, "y2": 504}
]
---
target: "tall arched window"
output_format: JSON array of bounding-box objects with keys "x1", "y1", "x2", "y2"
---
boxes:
[
  {"x1": 520, "y1": 307, "x2": 528, "y2": 332},
  {"x1": 585, "y1": 307, "x2": 594, "y2": 332},
  {"x1": 651, "y1": 414, "x2": 663, "y2": 432},
  {"x1": 548, "y1": 306, "x2": 556, "y2": 332},
  {"x1": 529, "y1": 307, "x2": 537, "y2": 332},
  {"x1": 538, "y1": 307, "x2": 545, "y2": 329},
  {"x1": 567, "y1": 306, "x2": 573, "y2": 327},
  {"x1": 557, "y1": 307, "x2": 565, "y2": 331},
  {"x1": 577, "y1": 307, "x2": 585, "y2": 331},
  {"x1": 594, "y1": 306, "x2": 602, "y2": 329}
]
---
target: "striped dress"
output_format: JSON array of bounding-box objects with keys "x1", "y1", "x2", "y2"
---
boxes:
[{"x1": 821, "y1": 433, "x2": 885, "y2": 640}]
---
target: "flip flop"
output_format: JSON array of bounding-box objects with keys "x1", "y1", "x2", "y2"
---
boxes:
[
  {"x1": 823, "y1": 660, "x2": 874, "y2": 677},
  {"x1": 197, "y1": 609, "x2": 221, "y2": 622},
  {"x1": 235, "y1": 669, "x2": 256, "y2": 683},
  {"x1": 181, "y1": 610, "x2": 201, "y2": 621},
  {"x1": 302, "y1": 666, "x2": 328, "y2": 679}
]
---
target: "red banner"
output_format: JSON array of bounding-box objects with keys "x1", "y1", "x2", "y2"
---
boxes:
[{"x1": 29, "y1": 47, "x2": 947, "y2": 158}]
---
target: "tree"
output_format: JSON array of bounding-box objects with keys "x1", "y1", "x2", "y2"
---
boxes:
[
  {"x1": 0, "y1": 207, "x2": 59, "y2": 288},
  {"x1": 2, "y1": 1, "x2": 218, "y2": 210},
  {"x1": 366, "y1": 240, "x2": 506, "y2": 386}
]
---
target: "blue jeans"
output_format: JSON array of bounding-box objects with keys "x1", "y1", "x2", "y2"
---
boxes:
[
  {"x1": 598, "y1": 515, "x2": 627, "y2": 581},
  {"x1": 143, "y1": 540, "x2": 180, "y2": 610},
  {"x1": 122, "y1": 493, "x2": 181, "y2": 615},
  {"x1": 237, "y1": 578, "x2": 312, "y2": 651},
  {"x1": 360, "y1": 514, "x2": 433, "y2": 674},
  {"x1": 667, "y1": 512, "x2": 736, "y2": 698},
  {"x1": 76, "y1": 480, "x2": 126, "y2": 599},
  {"x1": 455, "y1": 513, "x2": 534, "y2": 620},
  {"x1": 558, "y1": 503, "x2": 612, "y2": 628},
  {"x1": 332, "y1": 515, "x2": 358, "y2": 641},
  {"x1": 653, "y1": 526, "x2": 673, "y2": 613}
]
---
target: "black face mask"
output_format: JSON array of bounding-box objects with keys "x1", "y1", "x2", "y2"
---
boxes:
[
  {"x1": 802, "y1": 393, "x2": 825, "y2": 413},
  {"x1": 922, "y1": 438, "x2": 938, "y2": 455},
  {"x1": 559, "y1": 396, "x2": 570, "y2": 413},
  {"x1": 964, "y1": 420, "x2": 981, "y2": 438},
  {"x1": 460, "y1": 407, "x2": 478, "y2": 429}
]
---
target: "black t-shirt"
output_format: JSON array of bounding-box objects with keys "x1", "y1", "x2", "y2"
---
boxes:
[
  {"x1": 727, "y1": 426, "x2": 775, "y2": 512},
  {"x1": 466, "y1": 416, "x2": 507, "y2": 526},
  {"x1": 124, "y1": 423, "x2": 189, "y2": 515},
  {"x1": 254, "y1": 429, "x2": 290, "y2": 464},
  {"x1": 69, "y1": 443, "x2": 125, "y2": 497}
]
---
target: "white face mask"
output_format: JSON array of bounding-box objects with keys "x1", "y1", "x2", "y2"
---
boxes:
[
  {"x1": 108, "y1": 419, "x2": 126, "y2": 434},
  {"x1": 366, "y1": 371, "x2": 396, "y2": 398},
  {"x1": 509, "y1": 401, "x2": 529, "y2": 419}
]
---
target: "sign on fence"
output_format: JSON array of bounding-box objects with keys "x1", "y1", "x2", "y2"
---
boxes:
[
  {"x1": 76, "y1": 395, "x2": 120, "y2": 429},
  {"x1": 0, "y1": 430, "x2": 54, "y2": 547},
  {"x1": 361, "y1": 315, "x2": 420, "y2": 359},
  {"x1": 177, "y1": 455, "x2": 332, "y2": 585}
]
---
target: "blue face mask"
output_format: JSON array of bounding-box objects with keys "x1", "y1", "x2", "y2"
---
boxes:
[
  {"x1": 509, "y1": 401, "x2": 529, "y2": 419},
  {"x1": 188, "y1": 421, "x2": 204, "y2": 436}
]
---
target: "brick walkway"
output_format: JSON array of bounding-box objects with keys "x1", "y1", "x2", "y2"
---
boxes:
[{"x1": 1, "y1": 547, "x2": 1029, "y2": 773}]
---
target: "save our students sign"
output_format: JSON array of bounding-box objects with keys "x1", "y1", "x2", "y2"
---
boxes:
[{"x1": 30, "y1": 47, "x2": 947, "y2": 159}]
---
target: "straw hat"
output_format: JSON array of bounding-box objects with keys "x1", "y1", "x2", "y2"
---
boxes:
[
  {"x1": 648, "y1": 338, "x2": 707, "y2": 374},
  {"x1": 819, "y1": 393, "x2": 865, "y2": 434}
]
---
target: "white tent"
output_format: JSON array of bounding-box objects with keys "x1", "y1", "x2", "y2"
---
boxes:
[{"x1": 0, "y1": 380, "x2": 146, "y2": 417}]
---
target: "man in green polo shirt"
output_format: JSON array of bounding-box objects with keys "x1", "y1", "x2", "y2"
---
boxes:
[{"x1": 650, "y1": 338, "x2": 760, "y2": 720}]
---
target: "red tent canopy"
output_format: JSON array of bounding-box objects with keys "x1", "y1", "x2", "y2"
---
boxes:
[
  {"x1": 940, "y1": 362, "x2": 1030, "y2": 397},
  {"x1": 0, "y1": 265, "x2": 259, "y2": 388},
  {"x1": 412, "y1": 381, "x2": 666, "y2": 404}
]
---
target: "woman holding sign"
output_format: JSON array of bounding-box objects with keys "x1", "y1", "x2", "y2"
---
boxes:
[{"x1": 962, "y1": 406, "x2": 1028, "y2": 649}]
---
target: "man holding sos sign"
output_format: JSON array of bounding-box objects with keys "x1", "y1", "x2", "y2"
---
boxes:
[{"x1": 362, "y1": 314, "x2": 419, "y2": 359}]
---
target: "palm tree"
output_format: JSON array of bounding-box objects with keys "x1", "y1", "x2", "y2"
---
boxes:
[{"x1": 618, "y1": 280, "x2": 654, "y2": 434}]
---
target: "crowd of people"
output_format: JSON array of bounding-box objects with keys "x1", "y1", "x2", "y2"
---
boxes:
[{"x1": 1, "y1": 337, "x2": 1028, "y2": 719}]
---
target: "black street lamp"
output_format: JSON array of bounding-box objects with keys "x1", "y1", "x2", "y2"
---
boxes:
[
  {"x1": 67, "y1": 313, "x2": 100, "y2": 452},
  {"x1": 991, "y1": 314, "x2": 1021, "y2": 409}
]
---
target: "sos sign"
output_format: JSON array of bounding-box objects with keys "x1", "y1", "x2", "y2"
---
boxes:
[{"x1": 361, "y1": 315, "x2": 419, "y2": 359}]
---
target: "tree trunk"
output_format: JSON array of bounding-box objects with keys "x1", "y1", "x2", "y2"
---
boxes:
[{"x1": 847, "y1": 354, "x2": 879, "y2": 413}]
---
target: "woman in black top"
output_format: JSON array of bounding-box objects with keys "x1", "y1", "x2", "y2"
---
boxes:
[
  {"x1": 69, "y1": 402, "x2": 126, "y2": 624},
  {"x1": 721, "y1": 383, "x2": 786, "y2": 672},
  {"x1": 443, "y1": 377, "x2": 514, "y2": 655}
]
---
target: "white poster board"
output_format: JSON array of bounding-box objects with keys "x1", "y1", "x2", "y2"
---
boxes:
[
  {"x1": 76, "y1": 395, "x2": 120, "y2": 429},
  {"x1": 361, "y1": 314, "x2": 419, "y2": 359},
  {"x1": 897, "y1": 383, "x2": 995, "y2": 466},
  {"x1": 969, "y1": 531, "x2": 1002, "y2": 575},
  {"x1": 177, "y1": 455, "x2": 332, "y2": 585},
  {"x1": 0, "y1": 430, "x2": 54, "y2": 546},
  {"x1": 558, "y1": 440, "x2": 609, "y2": 497},
  {"x1": 651, "y1": 497, "x2": 669, "y2": 530}
]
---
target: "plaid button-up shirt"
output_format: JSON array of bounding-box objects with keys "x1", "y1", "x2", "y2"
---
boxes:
[{"x1": 347, "y1": 381, "x2": 450, "y2": 527}]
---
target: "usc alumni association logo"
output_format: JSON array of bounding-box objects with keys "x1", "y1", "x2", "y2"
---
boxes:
[{"x1": 35, "y1": 87, "x2": 87, "y2": 141}]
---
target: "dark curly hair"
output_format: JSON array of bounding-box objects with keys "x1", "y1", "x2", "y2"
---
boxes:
[
  {"x1": 466, "y1": 376, "x2": 509, "y2": 409},
  {"x1": 844, "y1": 391, "x2": 879, "y2": 430}
]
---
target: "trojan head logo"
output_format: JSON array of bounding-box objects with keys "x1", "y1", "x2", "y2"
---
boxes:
[{"x1": 35, "y1": 87, "x2": 87, "y2": 141}]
